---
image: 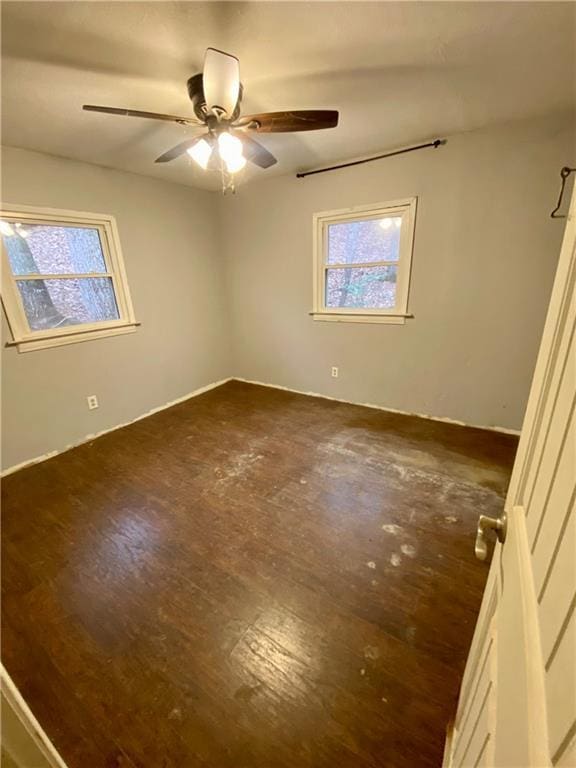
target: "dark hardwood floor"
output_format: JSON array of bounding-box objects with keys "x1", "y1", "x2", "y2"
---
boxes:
[{"x1": 1, "y1": 380, "x2": 518, "y2": 768}]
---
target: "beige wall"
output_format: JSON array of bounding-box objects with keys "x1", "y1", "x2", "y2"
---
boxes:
[
  {"x1": 221, "y1": 113, "x2": 575, "y2": 432},
  {"x1": 1, "y1": 147, "x2": 230, "y2": 471}
]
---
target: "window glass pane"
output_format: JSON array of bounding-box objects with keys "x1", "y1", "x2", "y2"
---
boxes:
[
  {"x1": 16, "y1": 277, "x2": 119, "y2": 331},
  {"x1": 325, "y1": 265, "x2": 397, "y2": 309},
  {"x1": 327, "y1": 217, "x2": 402, "y2": 265},
  {"x1": 1, "y1": 222, "x2": 107, "y2": 275}
]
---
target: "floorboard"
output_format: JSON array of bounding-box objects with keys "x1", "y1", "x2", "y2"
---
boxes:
[{"x1": 1, "y1": 380, "x2": 518, "y2": 768}]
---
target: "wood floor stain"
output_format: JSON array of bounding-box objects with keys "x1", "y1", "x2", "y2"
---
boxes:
[{"x1": 1, "y1": 381, "x2": 518, "y2": 768}]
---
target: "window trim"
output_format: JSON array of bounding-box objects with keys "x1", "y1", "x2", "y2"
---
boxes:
[
  {"x1": 311, "y1": 197, "x2": 417, "y2": 324},
  {"x1": 1, "y1": 204, "x2": 138, "y2": 352}
]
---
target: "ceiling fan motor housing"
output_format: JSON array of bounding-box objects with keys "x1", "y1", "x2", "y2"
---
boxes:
[{"x1": 187, "y1": 74, "x2": 243, "y2": 122}]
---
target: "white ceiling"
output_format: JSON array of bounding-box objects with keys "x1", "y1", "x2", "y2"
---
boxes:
[{"x1": 2, "y1": 1, "x2": 575, "y2": 192}]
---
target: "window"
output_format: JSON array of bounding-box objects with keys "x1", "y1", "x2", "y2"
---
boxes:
[
  {"x1": 1, "y1": 205, "x2": 137, "y2": 351},
  {"x1": 312, "y1": 197, "x2": 417, "y2": 324}
]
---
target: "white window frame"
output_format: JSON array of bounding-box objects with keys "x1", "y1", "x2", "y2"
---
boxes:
[
  {"x1": 1, "y1": 204, "x2": 138, "y2": 352},
  {"x1": 311, "y1": 197, "x2": 417, "y2": 324}
]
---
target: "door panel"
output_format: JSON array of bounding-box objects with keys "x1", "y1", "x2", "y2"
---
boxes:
[
  {"x1": 546, "y1": 610, "x2": 576, "y2": 762},
  {"x1": 530, "y1": 402, "x2": 575, "y2": 584},
  {"x1": 453, "y1": 625, "x2": 496, "y2": 768},
  {"x1": 450, "y1": 555, "x2": 499, "y2": 768},
  {"x1": 539, "y1": 504, "x2": 575, "y2": 663},
  {"x1": 445, "y1": 189, "x2": 575, "y2": 767},
  {"x1": 522, "y1": 303, "x2": 576, "y2": 528},
  {"x1": 494, "y1": 506, "x2": 549, "y2": 768}
]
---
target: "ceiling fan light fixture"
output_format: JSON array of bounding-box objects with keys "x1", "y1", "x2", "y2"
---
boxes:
[
  {"x1": 218, "y1": 131, "x2": 242, "y2": 160},
  {"x1": 187, "y1": 138, "x2": 213, "y2": 169},
  {"x1": 218, "y1": 132, "x2": 245, "y2": 174},
  {"x1": 225, "y1": 154, "x2": 247, "y2": 174},
  {"x1": 203, "y1": 48, "x2": 240, "y2": 118}
]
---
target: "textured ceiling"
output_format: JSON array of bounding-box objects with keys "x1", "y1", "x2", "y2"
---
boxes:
[{"x1": 2, "y1": 1, "x2": 575, "y2": 191}]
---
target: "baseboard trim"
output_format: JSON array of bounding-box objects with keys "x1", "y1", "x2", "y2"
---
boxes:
[
  {"x1": 232, "y1": 377, "x2": 521, "y2": 436},
  {"x1": 1, "y1": 377, "x2": 232, "y2": 478},
  {"x1": 2, "y1": 374, "x2": 519, "y2": 477},
  {"x1": 1, "y1": 664, "x2": 70, "y2": 768}
]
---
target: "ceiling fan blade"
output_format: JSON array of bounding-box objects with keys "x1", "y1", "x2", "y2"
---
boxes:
[
  {"x1": 83, "y1": 105, "x2": 200, "y2": 126},
  {"x1": 203, "y1": 48, "x2": 240, "y2": 118},
  {"x1": 238, "y1": 134, "x2": 277, "y2": 169},
  {"x1": 239, "y1": 110, "x2": 339, "y2": 133},
  {"x1": 155, "y1": 137, "x2": 204, "y2": 164}
]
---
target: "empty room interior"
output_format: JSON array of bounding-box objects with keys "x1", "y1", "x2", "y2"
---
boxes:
[{"x1": 1, "y1": 2, "x2": 575, "y2": 767}]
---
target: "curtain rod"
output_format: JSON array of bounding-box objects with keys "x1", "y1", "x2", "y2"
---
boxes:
[{"x1": 296, "y1": 138, "x2": 446, "y2": 179}]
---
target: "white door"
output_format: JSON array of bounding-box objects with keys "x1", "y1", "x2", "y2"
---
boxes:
[{"x1": 444, "y1": 189, "x2": 576, "y2": 768}]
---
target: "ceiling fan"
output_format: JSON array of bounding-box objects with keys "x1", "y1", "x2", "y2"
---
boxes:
[{"x1": 83, "y1": 48, "x2": 339, "y2": 189}]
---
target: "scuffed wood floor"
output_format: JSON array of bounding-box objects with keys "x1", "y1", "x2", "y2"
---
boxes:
[{"x1": 1, "y1": 381, "x2": 517, "y2": 768}]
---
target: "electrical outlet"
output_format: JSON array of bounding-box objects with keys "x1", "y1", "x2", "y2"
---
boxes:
[
  {"x1": 87, "y1": 395, "x2": 99, "y2": 410},
  {"x1": 331, "y1": 366, "x2": 339, "y2": 378}
]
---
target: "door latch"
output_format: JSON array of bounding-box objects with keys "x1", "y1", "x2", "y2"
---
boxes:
[{"x1": 475, "y1": 512, "x2": 507, "y2": 561}]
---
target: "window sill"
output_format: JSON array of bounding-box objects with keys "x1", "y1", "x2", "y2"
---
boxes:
[
  {"x1": 310, "y1": 312, "x2": 411, "y2": 325},
  {"x1": 7, "y1": 322, "x2": 140, "y2": 353}
]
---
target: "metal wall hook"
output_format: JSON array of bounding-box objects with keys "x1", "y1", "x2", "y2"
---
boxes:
[{"x1": 551, "y1": 166, "x2": 576, "y2": 219}]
